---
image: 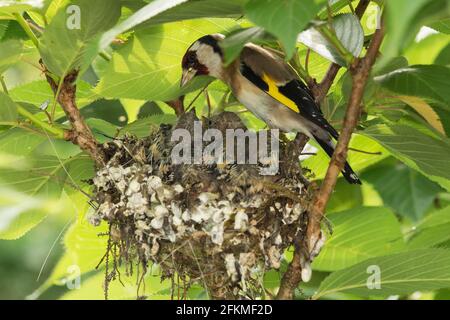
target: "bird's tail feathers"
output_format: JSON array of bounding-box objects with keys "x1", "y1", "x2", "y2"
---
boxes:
[{"x1": 312, "y1": 135, "x2": 362, "y2": 185}]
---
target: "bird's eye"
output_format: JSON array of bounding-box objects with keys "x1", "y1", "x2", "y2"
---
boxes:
[{"x1": 187, "y1": 52, "x2": 196, "y2": 63}]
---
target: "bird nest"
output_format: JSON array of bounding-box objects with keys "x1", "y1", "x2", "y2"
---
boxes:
[{"x1": 89, "y1": 111, "x2": 313, "y2": 299}]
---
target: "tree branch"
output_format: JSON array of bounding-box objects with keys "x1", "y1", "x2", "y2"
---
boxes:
[
  {"x1": 42, "y1": 64, "x2": 105, "y2": 166},
  {"x1": 166, "y1": 96, "x2": 185, "y2": 116},
  {"x1": 276, "y1": 21, "x2": 384, "y2": 300},
  {"x1": 2, "y1": 73, "x2": 66, "y2": 138},
  {"x1": 16, "y1": 104, "x2": 66, "y2": 139}
]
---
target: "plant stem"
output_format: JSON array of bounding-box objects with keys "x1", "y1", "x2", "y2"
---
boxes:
[
  {"x1": 318, "y1": 25, "x2": 355, "y2": 66},
  {"x1": 312, "y1": 0, "x2": 370, "y2": 104},
  {"x1": 13, "y1": 13, "x2": 39, "y2": 48},
  {"x1": 289, "y1": 51, "x2": 314, "y2": 88},
  {"x1": 16, "y1": 104, "x2": 65, "y2": 139},
  {"x1": 0, "y1": 76, "x2": 8, "y2": 94},
  {"x1": 2, "y1": 74, "x2": 64, "y2": 138},
  {"x1": 99, "y1": 51, "x2": 112, "y2": 62},
  {"x1": 294, "y1": 61, "x2": 312, "y2": 85}
]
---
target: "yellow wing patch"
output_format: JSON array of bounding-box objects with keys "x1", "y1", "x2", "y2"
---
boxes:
[{"x1": 262, "y1": 73, "x2": 300, "y2": 113}]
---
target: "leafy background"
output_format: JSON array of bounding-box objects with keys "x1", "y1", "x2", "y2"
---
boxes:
[{"x1": 0, "y1": 0, "x2": 449, "y2": 300}]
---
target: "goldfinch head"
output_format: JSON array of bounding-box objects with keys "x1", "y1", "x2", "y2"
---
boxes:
[{"x1": 180, "y1": 34, "x2": 225, "y2": 87}]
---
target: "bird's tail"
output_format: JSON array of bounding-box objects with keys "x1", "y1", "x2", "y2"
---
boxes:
[{"x1": 313, "y1": 135, "x2": 362, "y2": 185}]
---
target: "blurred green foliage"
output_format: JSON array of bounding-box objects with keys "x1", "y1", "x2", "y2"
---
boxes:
[{"x1": 0, "y1": 0, "x2": 449, "y2": 300}]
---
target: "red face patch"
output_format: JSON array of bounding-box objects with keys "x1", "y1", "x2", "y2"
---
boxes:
[{"x1": 182, "y1": 51, "x2": 209, "y2": 76}]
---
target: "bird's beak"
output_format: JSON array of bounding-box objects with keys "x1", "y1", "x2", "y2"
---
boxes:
[{"x1": 180, "y1": 68, "x2": 195, "y2": 88}]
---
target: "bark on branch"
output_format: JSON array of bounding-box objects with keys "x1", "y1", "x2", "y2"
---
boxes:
[
  {"x1": 276, "y1": 20, "x2": 384, "y2": 300},
  {"x1": 166, "y1": 96, "x2": 185, "y2": 116},
  {"x1": 42, "y1": 64, "x2": 105, "y2": 166}
]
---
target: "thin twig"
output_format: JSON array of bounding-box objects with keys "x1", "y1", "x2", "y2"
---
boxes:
[
  {"x1": 205, "y1": 88, "x2": 212, "y2": 118},
  {"x1": 13, "y1": 13, "x2": 39, "y2": 48},
  {"x1": 305, "y1": 49, "x2": 311, "y2": 75},
  {"x1": 348, "y1": 147, "x2": 382, "y2": 155},
  {"x1": 186, "y1": 84, "x2": 210, "y2": 112},
  {"x1": 17, "y1": 104, "x2": 65, "y2": 138},
  {"x1": 0, "y1": 75, "x2": 9, "y2": 94}
]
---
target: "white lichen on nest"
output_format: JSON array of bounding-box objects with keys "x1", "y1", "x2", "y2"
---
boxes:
[{"x1": 89, "y1": 112, "x2": 311, "y2": 299}]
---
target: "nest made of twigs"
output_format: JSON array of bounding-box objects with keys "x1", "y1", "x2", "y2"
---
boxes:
[{"x1": 89, "y1": 111, "x2": 313, "y2": 299}]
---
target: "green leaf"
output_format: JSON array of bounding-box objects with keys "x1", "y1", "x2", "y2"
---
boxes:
[
  {"x1": 120, "y1": 114, "x2": 177, "y2": 138},
  {"x1": 44, "y1": 0, "x2": 69, "y2": 23},
  {"x1": 404, "y1": 33, "x2": 450, "y2": 65},
  {"x1": 0, "y1": 20, "x2": 8, "y2": 39},
  {"x1": 407, "y1": 206, "x2": 450, "y2": 249},
  {"x1": 99, "y1": 0, "x2": 195, "y2": 49},
  {"x1": 1, "y1": 19, "x2": 28, "y2": 41},
  {"x1": 35, "y1": 192, "x2": 167, "y2": 300},
  {"x1": 137, "y1": 101, "x2": 164, "y2": 119},
  {"x1": 298, "y1": 45, "x2": 345, "y2": 82},
  {"x1": 220, "y1": 27, "x2": 270, "y2": 65},
  {"x1": 137, "y1": 0, "x2": 246, "y2": 28},
  {"x1": 59, "y1": 213, "x2": 107, "y2": 276},
  {"x1": 298, "y1": 13, "x2": 364, "y2": 66},
  {"x1": 428, "y1": 17, "x2": 450, "y2": 34},
  {"x1": 86, "y1": 118, "x2": 119, "y2": 142},
  {"x1": 31, "y1": 192, "x2": 106, "y2": 296},
  {"x1": 326, "y1": 179, "x2": 363, "y2": 213},
  {"x1": 59, "y1": 269, "x2": 171, "y2": 300},
  {"x1": 420, "y1": 206, "x2": 450, "y2": 229},
  {"x1": 314, "y1": 249, "x2": 450, "y2": 299},
  {"x1": 435, "y1": 289, "x2": 450, "y2": 300},
  {"x1": 0, "y1": 188, "x2": 61, "y2": 240},
  {"x1": 95, "y1": 19, "x2": 237, "y2": 101},
  {"x1": 363, "y1": 163, "x2": 442, "y2": 221},
  {"x1": 0, "y1": 154, "x2": 93, "y2": 197},
  {"x1": 80, "y1": 99, "x2": 128, "y2": 126},
  {"x1": 363, "y1": 124, "x2": 450, "y2": 190},
  {"x1": 0, "y1": 151, "x2": 28, "y2": 169},
  {"x1": 0, "y1": 91, "x2": 17, "y2": 121},
  {"x1": 9, "y1": 80, "x2": 99, "y2": 119},
  {"x1": 0, "y1": 39, "x2": 23, "y2": 74},
  {"x1": 374, "y1": 56, "x2": 410, "y2": 77},
  {"x1": 100, "y1": 0, "x2": 247, "y2": 49},
  {"x1": 312, "y1": 207, "x2": 404, "y2": 272},
  {"x1": 408, "y1": 223, "x2": 450, "y2": 250},
  {"x1": 0, "y1": 0, "x2": 45, "y2": 15},
  {"x1": 382, "y1": 0, "x2": 449, "y2": 67},
  {"x1": 375, "y1": 65, "x2": 450, "y2": 108},
  {"x1": 0, "y1": 128, "x2": 45, "y2": 155},
  {"x1": 244, "y1": 0, "x2": 326, "y2": 58},
  {"x1": 39, "y1": 0, "x2": 121, "y2": 77},
  {"x1": 435, "y1": 43, "x2": 450, "y2": 66},
  {"x1": 433, "y1": 104, "x2": 450, "y2": 137}
]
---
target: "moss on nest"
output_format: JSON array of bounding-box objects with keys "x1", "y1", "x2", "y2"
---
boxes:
[{"x1": 90, "y1": 111, "x2": 313, "y2": 299}]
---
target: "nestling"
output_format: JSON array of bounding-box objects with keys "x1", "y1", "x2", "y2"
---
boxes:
[{"x1": 180, "y1": 34, "x2": 361, "y2": 184}]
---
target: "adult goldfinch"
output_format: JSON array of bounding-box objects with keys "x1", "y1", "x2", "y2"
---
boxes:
[{"x1": 180, "y1": 34, "x2": 361, "y2": 184}]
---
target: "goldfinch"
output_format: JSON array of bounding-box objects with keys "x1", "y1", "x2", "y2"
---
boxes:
[{"x1": 180, "y1": 34, "x2": 361, "y2": 184}]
